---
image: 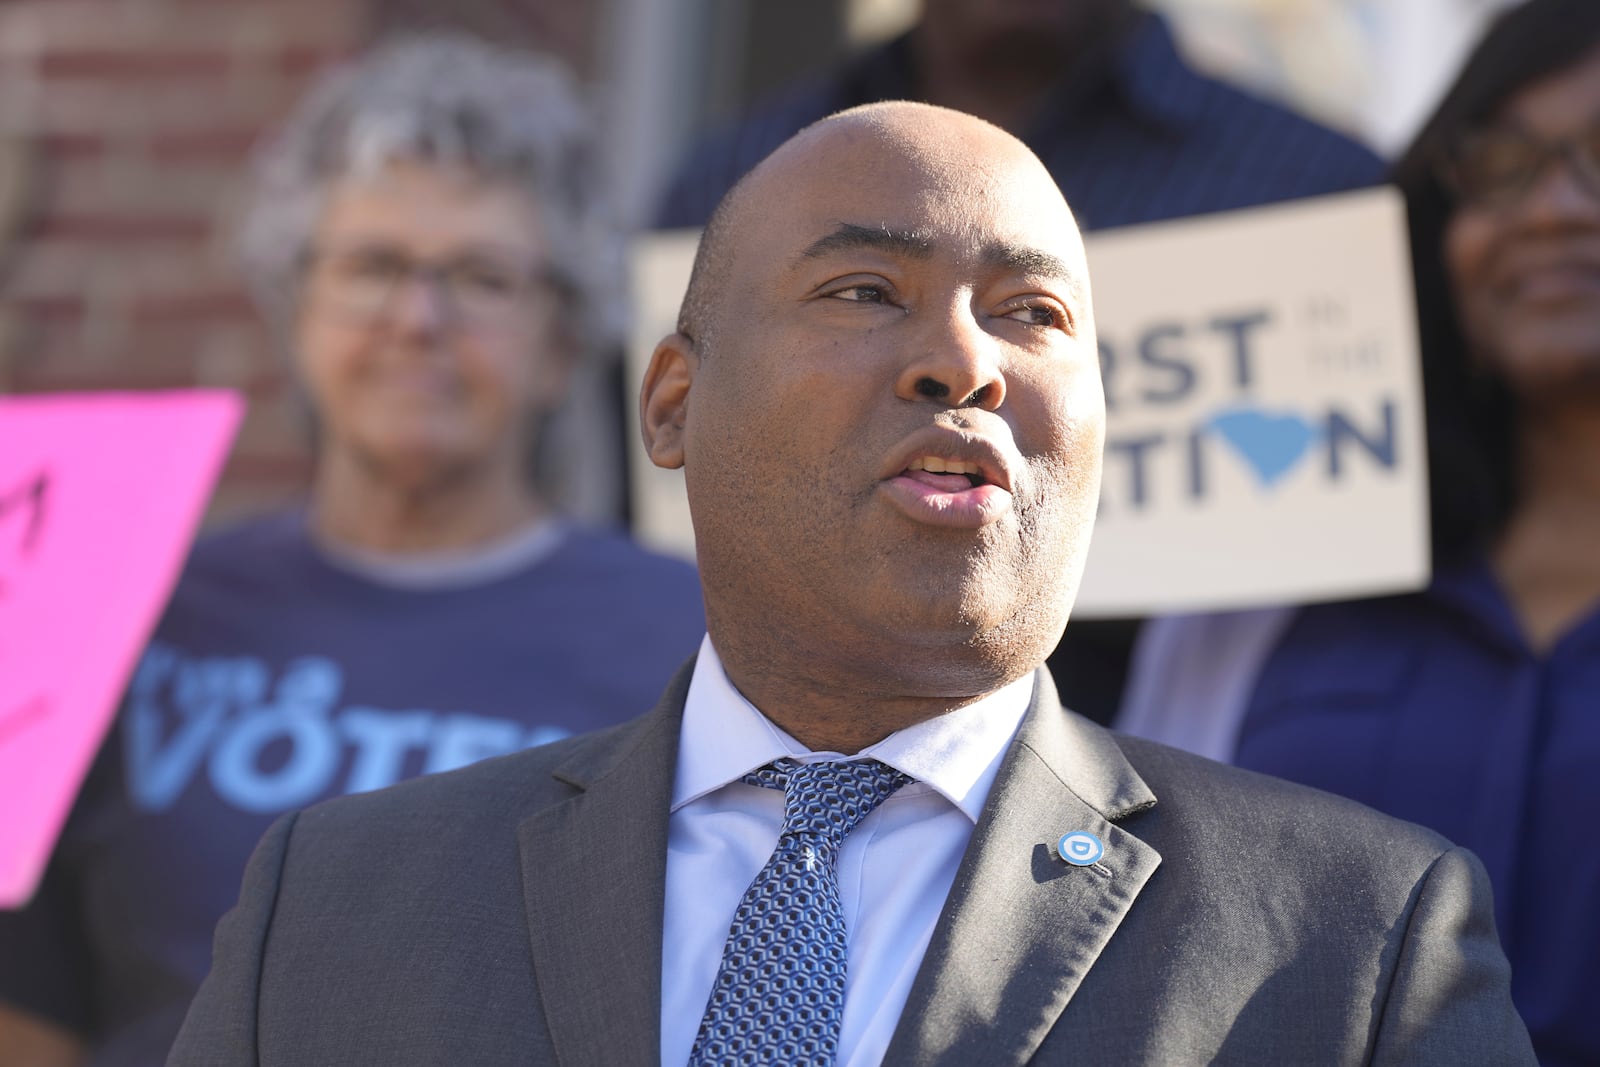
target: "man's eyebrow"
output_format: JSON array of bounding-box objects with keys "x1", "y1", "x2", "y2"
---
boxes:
[
  {"x1": 984, "y1": 242, "x2": 1077, "y2": 287},
  {"x1": 793, "y1": 225, "x2": 1083, "y2": 295},
  {"x1": 797, "y1": 223, "x2": 936, "y2": 262}
]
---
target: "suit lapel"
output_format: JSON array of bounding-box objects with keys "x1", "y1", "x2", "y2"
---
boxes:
[
  {"x1": 518, "y1": 661, "x2": 692, "y2": 1067},
  {"x1": 885, "y1": 669, "x2": 1164, "y2": 1067}
]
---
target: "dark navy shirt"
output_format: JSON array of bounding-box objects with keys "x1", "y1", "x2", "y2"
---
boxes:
[
  {"x1": 1235, "y1": 560, "x2": 1600, "y2": 1067},
  {"x1": 656, "y1": 14, "x2": 1385, "y2": 234},
  {"x1": 655, "y1": 14, "x2": 1385, "y2": 725},
  {"x1": 0, "y1": 513, "x2": 706, "y2": 1066}
]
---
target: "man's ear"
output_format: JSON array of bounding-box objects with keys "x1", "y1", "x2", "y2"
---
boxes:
[{"x1": 639, "y1": 331, "x2": 697, "y2": 471}]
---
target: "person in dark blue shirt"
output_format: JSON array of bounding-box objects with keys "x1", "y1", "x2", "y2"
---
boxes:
[
  {"x1": 658, "y1": 0, "x2": 1383, "y2": 232},
  {"x1": 655, "y1": 0, "x2": 1384, "y2": 725},
  {"x1": 1121, "y1": 2, "x2": 1600, "y2": 1061}
]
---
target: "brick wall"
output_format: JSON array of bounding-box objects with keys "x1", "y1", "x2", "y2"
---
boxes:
[{"x1": 0, "y1": 0, "x2": 602, "y2": 525}]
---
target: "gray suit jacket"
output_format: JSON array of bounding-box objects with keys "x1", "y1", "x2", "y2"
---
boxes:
[{"x1": 168, "y1": 664, "x2": 1534, "y2": 1065}]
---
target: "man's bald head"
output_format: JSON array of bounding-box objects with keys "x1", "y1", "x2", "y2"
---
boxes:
[
  {"x1": 676, "y1": 102, "x2": 1081, "y2": 353},
  {"x1": 640, "y1": 98, "x2": 1101, "y2": 750}
]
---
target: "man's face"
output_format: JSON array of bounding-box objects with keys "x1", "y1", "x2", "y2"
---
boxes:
[{"x1": 653, "y1": 111, "x2": 1103, "y2": 692}]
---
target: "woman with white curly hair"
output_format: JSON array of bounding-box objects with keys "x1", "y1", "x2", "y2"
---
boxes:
[{"x1": 0, "y1": 36, "x2": 704, "y2": 1067}]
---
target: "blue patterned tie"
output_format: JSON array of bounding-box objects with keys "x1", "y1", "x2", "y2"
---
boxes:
[{"x1": 689, "y1": 757, "x2": 912, "y2": 1067}]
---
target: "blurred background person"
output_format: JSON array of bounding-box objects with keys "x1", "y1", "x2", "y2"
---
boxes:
[
  {"x1": 656, "y1": 0, "x2": 1383, "y2": 230},
  {"x1": 1120, "y1": 1, "x2": 1600, "y2": 1061},
  {"x1": 0, "y1": 35, "x2": 705, "y2": 1067},
  {"x1": 651, "y1": 0, "x2": 1385, "y2": 726}
]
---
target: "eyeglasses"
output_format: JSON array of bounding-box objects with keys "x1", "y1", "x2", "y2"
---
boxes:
[
  {"x1": 304, "y1": 244, "x2": 556, "y2": 328},
  {"x1": 1440, "y1": 123, "x2": 1600, "y2": 206}
]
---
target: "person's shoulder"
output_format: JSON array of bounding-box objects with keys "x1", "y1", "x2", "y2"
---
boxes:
[
  {"x1": 547, "y1": 525, "x2": 700, "y2": 590},
  {"x1": 1124, "y1": 15, "x2": 1384, "y2": 194},
  {"x1": 156, "y1": 509, "x2": 314, "y2": 621},
  {"x1": 652, "y1": 61, "x2": 860, "y2": 228},
  {"x1": 1199, "y1": 83, "x2": 1382, "y2": 189},
  {"x1": 286, "y1": 714, "x2": 645, "y2": 848},
  {"x1": 184, "y1": 509, "x2": 311, "y2": 575},
  {"x1": 553, "y1": 523, "x2": 692, "y2": 567},
  {"x1": 227, "y1": 655, "x2": 690, "y2": 909},
  {"x1": 1114, "y1": 730, "x2": 1453, "y2": 859}
]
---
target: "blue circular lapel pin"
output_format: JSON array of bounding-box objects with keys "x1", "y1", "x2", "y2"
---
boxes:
[{"x1": 1057, "y1": 831, "x2": 1104, "y2": 866}]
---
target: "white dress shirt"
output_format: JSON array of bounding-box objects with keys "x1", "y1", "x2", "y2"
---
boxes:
[{"x1": 660, "y1": 636, "x2": 1033, "y2": 1067}]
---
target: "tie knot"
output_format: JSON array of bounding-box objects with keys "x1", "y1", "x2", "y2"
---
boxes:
[{"x1": 743, "y1": 758, "x2": 911, "y2": 843}]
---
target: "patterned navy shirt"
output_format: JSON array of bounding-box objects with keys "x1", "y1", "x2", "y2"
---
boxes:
[{"x1": 655, "y1": 14, "x2": 1384, "y2": 233}]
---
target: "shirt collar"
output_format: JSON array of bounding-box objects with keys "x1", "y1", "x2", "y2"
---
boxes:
[
  {"x1": 1428, "y1": 556, "x2": 1600, "y2": 657},
  {"x1": 308, "y1": 514, "x2": 566, "y2": 590},
  {"x1": 672, "y1": 635, "x2": 1034, "y2": 823}
]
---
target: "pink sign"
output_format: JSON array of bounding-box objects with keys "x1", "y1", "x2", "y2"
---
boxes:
[{"x1": 0, "y1": 391, "x2": 242, "y2": 907}]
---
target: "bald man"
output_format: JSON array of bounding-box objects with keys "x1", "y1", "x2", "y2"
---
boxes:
[{"x1": 169, "y1": 104, "x2": 1532, "y2": 1066}]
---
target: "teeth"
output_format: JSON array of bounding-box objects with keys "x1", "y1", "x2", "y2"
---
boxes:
[{"x1": 908, "y1": 456, "x2": 980, "y2": 476}]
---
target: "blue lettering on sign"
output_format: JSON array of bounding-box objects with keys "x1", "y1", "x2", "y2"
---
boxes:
[
  {"x1": 1326, "y1": 401, "x2": 1397, "y2": 478},
  {"x1": 1101, "y1": 309, "x2": 1271, "y2": 412},
  {"x1": 1136, "y1": 324, "x2": 1195, "y2": 404},
  {"x1": 1096, "y1": 305, "x2": 1405, "y2": 514},
  {"x1": 1105, "y1": 434, "x2": 1164, "y2": 509},
  {"x1": 1100, "y1": 399, "x2": 1402, "y2": 514},
  {"x1": 1210, "y1": 310, "x2": 1270, "y2": 390},
  {"x1": 123, "y1": 650, "x2": 574, "y2": 813}
]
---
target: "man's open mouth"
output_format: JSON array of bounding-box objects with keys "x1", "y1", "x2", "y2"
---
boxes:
[{"x1": 902, "y1": 456, "x2": 988, "y2": 491}]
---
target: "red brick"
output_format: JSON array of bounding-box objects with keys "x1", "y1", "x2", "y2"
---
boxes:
[
  {"x1": 50, "y1": 161, "x2": 240, "y2": 221},
  {"x1": 11, "y1": 360, "x2": 198, "y2": 392},
  {"x1": 276, "y1": 45, "x2": 350, "y2": 78},
  {"x1": 10, "y1": 295, "x2": 86, "y2": 321},
  {"x1": 222, "y1": 450, "x2": 314, "y2": 482},
  {"x1": 4, "y1": 318, "x2": 90, "y2": 368},
  {"x1": 30, "y1": 214, "x2": 211, "y2": 243},
  {"x1": 6, "y1": 241, "x2": 210, "y2": 301},
  {"x1": 232, "y1": 363, "x2": 293, "y2": 394},
  {"x1": 7, "y1": 316, "x2": 263, "y2": 382},
  {"x1": 129, "y1": 291, "x2": 255, "y2": 324},
  {"x1": 29, "y1": 80, "x2": 277, "y2": 137},
  {"x1": 146, "y1": 128, "x2": 261, "y2": 163},
  {"x1": 34, "y1": 133, "x2": 112, "y2": 160},
  {"x1": 38, "y1": 49, "x2": 232, "y2": 81}
]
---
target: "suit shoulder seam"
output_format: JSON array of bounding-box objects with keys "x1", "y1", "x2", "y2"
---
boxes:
[
  {"x1": 252, "y1": 810, "x2": 301, "y2": 1062},
  {"x1": 1365, "y1": 844, "x2": 1455, "y2": 1059}
]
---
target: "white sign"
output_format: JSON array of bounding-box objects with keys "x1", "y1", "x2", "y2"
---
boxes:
[{"x1": 626, "y1": 187, "x2": 1428, "y2": 617}]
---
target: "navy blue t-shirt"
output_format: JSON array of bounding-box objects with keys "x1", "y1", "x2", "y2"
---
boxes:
[
  {"x1": 0, "y1": 512, "x2": 706, "y2": 1065},
  {"x1": 1235, "y1": 560, "x2": 1600, "y2": 1067}
]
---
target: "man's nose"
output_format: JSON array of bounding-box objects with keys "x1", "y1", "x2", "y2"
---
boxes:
[{"x1": 894, "y1": 301, "x2": 1007, "y2": 411}]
